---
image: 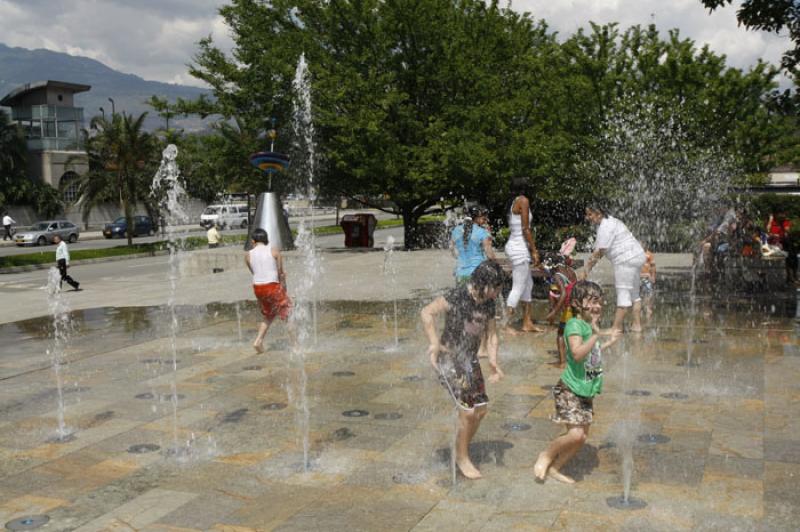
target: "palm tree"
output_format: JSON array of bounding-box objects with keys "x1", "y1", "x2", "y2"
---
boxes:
[
  {"x1": 67, "y1": 112, "x2": 157, "y2": 245},
  {"x1": 0, "y1": 109, "x2": 29, "y2": 206}
]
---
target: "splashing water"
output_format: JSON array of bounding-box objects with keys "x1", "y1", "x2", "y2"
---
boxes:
[
  {"x1": 289, "y1": 222, "x2": 313, "y2": 471},
  {"x1": 46, "y1": 267, "x2": 73, "y2": 441},
  {"x1": 150, "y1": 144, "x2": 195, "y2": 459},
  {"x1": 383, "y1": 235, "x2": 400, "y2": 351},
  {"x1": 583, "y1": 100, "x2": 737, "y2": 504},
  {"x1": 292, "y1": 52, "x2": 322, "y2": 345},
  {"x1": 614, "y1": 345, "x2": 641, "y2": 503},
  {"x1": 235, "y1": 301, "x2": 243, "y2": 343},
  {"x1": 583, "y1": 100, "x2": 735, "y2": 251}
]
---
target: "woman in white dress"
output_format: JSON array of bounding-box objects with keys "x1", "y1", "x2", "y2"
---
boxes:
[
  {"x1": 504, "y1": 178, "x2": 542, "y2": 334},
  {"x1": 581, "y1": 205, "x2": 646, "y2": 333}
]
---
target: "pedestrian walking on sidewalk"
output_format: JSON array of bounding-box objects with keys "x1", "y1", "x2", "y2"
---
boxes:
[
  {"x1": 53, "y1": 235, "x2": 80, "y2": 291},
  {"x1": 207, "y1": 223, "x2": 222, "y2": 248},
  {"x1": 2, "y1": 213, "x2": 15, "y2": 240}
]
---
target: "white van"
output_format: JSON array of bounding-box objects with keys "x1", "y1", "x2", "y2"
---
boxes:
[{"x1": 200, "y1": 204, "x2": 250, "y2": 229}]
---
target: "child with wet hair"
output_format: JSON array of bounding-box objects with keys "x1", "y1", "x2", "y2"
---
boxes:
[
  {"x1": 543, "y1": 253, "x2": 577, "y2": 369},
  {"x1": 245, "y1": 228, "x2": 292, "y2": 353},
  {"x1": 534, "y1": 281, "x2": 621, "y2": 484},
  {"x1": 421, "y1": 260, "x2": 505, "y2": 480}
]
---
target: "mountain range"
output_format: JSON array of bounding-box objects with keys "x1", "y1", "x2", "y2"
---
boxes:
[{"x1": 0, "y1": 43, "x2": 211, "y2": 131}]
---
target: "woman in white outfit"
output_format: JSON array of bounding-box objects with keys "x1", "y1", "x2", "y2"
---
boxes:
[
  {"x1": 504, "y1": 178, "x2": 541, "y2": 334},
  {"x1": 581, "y1": 205, "x2": 646, "y2": 333}
]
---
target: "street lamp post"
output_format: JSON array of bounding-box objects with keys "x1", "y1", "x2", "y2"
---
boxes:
[
  {"x1": 108, "y1": 97, "x2": 116, "y2": 116},
  {"x1": 99, "y1": 107, "x2": 105, "y2": 120}
]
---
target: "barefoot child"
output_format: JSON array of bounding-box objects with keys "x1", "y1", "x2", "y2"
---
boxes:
[
  {"x1": 421, "y1": 260, "x2": 505, "y2": 479},
  {"x1": 639, "y1": 248, "x2": 656, "y2": 321},
  {"x1": 534, "y1": 281, "x2": 620, "y2": 483},
  {"x1": 245, "y1": 229, "x2": 292, "y2": 353},
  {"x1": 544, "y1": 254, "x2": 577, "y2": 369}
]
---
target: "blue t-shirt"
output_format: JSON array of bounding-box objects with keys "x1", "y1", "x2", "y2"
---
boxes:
[{"x1": 451, "y1": 224, "x2": 491, "y2": 278}]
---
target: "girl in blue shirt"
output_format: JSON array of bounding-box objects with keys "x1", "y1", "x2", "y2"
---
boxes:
[{"x1": 451, "y1": 206, "x2": 496, "y2": 284}]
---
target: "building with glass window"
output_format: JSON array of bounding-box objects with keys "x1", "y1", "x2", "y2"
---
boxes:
[{"x1": 0, "y1": 80, "x2": 90, "y2": 201}]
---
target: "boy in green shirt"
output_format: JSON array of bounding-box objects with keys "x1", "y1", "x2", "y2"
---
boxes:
[{"x1": 534, "y1": 281, "x2": 620, "y2": 483}]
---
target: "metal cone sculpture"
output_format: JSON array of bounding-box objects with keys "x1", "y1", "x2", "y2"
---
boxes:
[{"x1": 245, "y1": 124, "x2": 293, "y2": 250}]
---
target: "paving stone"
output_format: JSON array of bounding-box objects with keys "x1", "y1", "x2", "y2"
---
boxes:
[
  {"x1": 1, "y1": 274, "x2": 798, "y2": 529},
  {"x1": 763, "y1": 438, "x2": 800, "y2": 463}
]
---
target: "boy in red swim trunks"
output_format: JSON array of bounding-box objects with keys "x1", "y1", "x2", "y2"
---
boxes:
[{"x1": 245, "y1": 228, "x2": 292, "y2": 353}]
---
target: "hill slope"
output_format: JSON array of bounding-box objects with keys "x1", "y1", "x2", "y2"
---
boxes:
[{"x1": 0, "y1": 43, "x2": 211, "y2": 131}]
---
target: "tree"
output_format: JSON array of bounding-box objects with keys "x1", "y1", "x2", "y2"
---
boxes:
[
  {"x1": 186, "y1": 1, "x2": 792, "y2": 248},
  {"x1": 0, "y1": 109, "x2": 29, "y2": 207},
  {"x1": 0, "y1": 109, "x2": 63, "y2": 217},
  {"x1": 191, "y1": 0, "x2": 568, "y2": 247},
  {"x1": 701, "y1": 0, "x2": 800, "y2": 72},
  {"x1": 68, "y1": 112, "x2": 158, "y2": 245}
]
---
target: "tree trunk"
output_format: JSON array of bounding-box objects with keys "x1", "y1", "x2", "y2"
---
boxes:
[
  {"x1": 401, "y1": 205, "x2": 421, "y2": 250},
  {"x1": 123, "y1": 173, "x2": 134, "y2": 246}
]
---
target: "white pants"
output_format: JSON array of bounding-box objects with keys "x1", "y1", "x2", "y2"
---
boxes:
[
  {"x1": 614, "y1": 254, "x2": 646, "y2": 307},
  {"x1": 507, "y1": 261, "x2": 533, "y2": 308}
]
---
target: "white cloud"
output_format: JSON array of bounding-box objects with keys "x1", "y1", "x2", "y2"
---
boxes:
[{"x1": 0, "y1": 0, "x2": 794, "y2": 88}]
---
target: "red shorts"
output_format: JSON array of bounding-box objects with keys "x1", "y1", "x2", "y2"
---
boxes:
[{"x1": 253, "y1": 283, "x2": 291, "y2": 322}]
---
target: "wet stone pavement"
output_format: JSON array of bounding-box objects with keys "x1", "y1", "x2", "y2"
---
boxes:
[{"x1": 0, "y1": 293, "x2": 799, "y2": 531}]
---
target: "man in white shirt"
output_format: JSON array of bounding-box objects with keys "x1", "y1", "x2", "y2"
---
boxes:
[
  {"x1": 53, "y1": 235, "x2": 81, "y2": 290},
  {"x1": 2, "y1": 213, "x2": 15, "y2": 241},
  {"x1": 581, "y1": 206, "x2": 646, "y2": 334}
]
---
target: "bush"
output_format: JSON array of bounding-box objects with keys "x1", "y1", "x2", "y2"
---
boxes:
[
  {"x1": 493, "y1": 223, "x2": 592, "y2": 252},
  {"x1": 747, "y1": 194, "x2": 800, "y2": 222}
]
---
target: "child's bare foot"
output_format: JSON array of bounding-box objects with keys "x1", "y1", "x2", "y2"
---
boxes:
[
  {"x1": 547, "y1": 468, "x2": 575, "y2": 484},
  {"x1": 503, "y1": 326, "x2": 521, "y2": 336},
  {"x1": 534, "y1": 452, "x2": 551, "y2": 481},
  {"x1": 456, "y1": 459, "x2": 482, "y2": 479},
  {"x1": 478, "y1": 350, "x2": 489, "y2": 358},
  {"x1": 253, "y1": 342, "x2": 264, "y2": 354},
  {"x1": 521, "y1": 322, "x2": 545, "y2": 333}
]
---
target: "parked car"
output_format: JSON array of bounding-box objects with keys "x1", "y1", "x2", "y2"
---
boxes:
[
  {"x1": 15, "y1": 220, "x2": 80, "y2": 246},
  {"x1": 199, "y1": 204, "x2": 249, "y2": 229},
  {"x1": 103, "y1": 216, "x2": 156, "y2": 239}
]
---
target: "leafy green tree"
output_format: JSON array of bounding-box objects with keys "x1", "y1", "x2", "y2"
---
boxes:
[
  {"x1": 68, "y1": 112, "x2": 158, "y2": 245},
  {"x1": 701, "y1": 0, "x2": 800, "y2": 72},
  {"x1": 0, "y1": 109, "x2": 63, "y2": 217},
  {"x1": 186, "y1": 1, "x2": 792, "y2": 247},
  {"x1": 0, "y1": 109, "x2": 29, "y2": 207}
]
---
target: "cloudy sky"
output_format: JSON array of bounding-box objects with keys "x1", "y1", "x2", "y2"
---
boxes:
[{"x1": 0, "y1": 0, "x2": 793, "y2": 87}]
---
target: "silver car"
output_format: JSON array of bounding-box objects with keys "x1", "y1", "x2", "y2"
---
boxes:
[{"x1": 15, "y1": 220, "x2": 80, "y2": 246}]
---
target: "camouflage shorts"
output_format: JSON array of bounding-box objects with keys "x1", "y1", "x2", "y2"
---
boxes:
[{"x1": 551, "y1": 380, "x2": 594, "y2": 425}]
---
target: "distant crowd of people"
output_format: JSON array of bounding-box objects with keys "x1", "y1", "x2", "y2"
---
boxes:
[{"x1": 701, "y1": 205, "x2": 798, "y2": 284}]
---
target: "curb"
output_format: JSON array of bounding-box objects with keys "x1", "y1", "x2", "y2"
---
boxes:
[{"x1": 0, "y1": 250, "x2": 171, "y2": 274}]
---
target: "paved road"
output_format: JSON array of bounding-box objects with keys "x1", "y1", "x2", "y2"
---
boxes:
[
  {"x1": 0, "y1": 224, "x2": 406, "y2": 287},
  {"x1": 0, "y1": 210, "x2": 401, "y2": 258},
  {"x1": 0, "y1": 224, "x2": 415, "y2": 323}
]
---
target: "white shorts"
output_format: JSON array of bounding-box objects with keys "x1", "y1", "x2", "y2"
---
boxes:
[{"x1": 614, "y1": 255, "x2": 646, "y2": 308}]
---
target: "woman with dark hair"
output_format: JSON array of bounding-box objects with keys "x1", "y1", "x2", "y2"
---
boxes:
[
  {"x1": 581, "y1": 205, "x2": 646, "y2": 333},
  {"x1": 451, "y1": 205, "x2": 496, "y2": 284},
  {"x1": 504, "y1": 178, "x2": 542, "y2": 334}
]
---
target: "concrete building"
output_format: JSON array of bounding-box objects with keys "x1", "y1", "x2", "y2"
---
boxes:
[{"x1": 0, "y1": 80, "x2": 89, "y2": 202}]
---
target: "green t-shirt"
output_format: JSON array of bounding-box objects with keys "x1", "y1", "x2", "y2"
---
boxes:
[{"x1": 560, "y1": 317, "x2": 603, "y2": 397}]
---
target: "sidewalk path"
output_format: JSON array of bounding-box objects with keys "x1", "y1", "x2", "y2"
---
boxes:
[{"x1": 0, "y1": 247, "x2": 694, "y2": 324}]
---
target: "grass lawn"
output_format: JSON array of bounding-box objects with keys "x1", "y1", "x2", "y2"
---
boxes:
[{"x1": 0, "y1": 217, "x2": 442, "y2": 269}]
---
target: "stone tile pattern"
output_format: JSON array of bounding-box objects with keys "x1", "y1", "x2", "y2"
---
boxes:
[{"x1": 0, "y1": 298, "x2": 798, "y2": 531}]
